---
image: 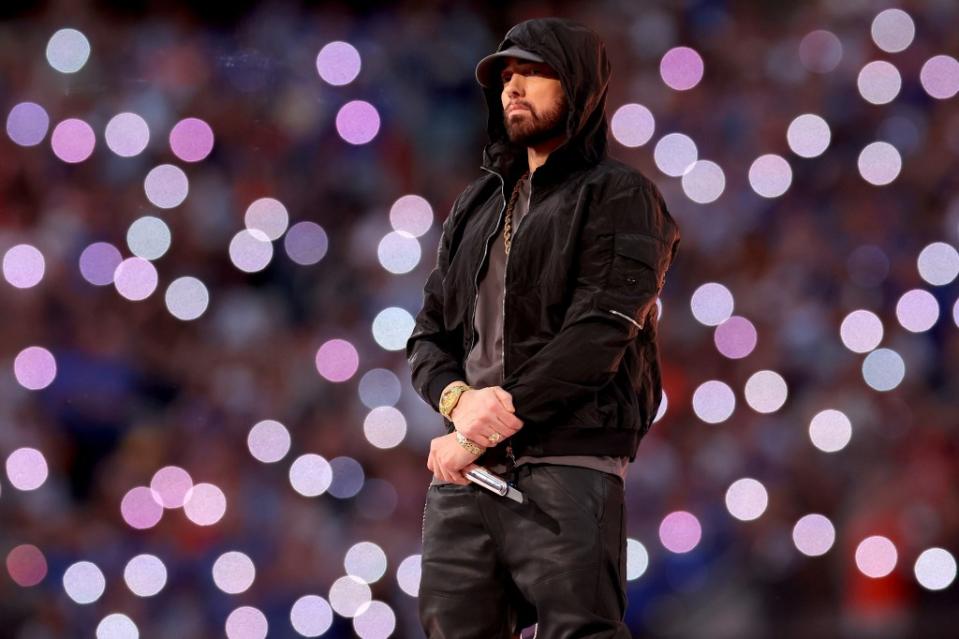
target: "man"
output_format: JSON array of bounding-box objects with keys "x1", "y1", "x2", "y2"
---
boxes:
[{"x1": 406, "y1": 17, "x2": 680, "y2": 638}]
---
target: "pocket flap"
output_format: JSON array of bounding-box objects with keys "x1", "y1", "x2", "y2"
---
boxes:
[{"x1": 614, "y1": 233, "x2": 665, "y2": 272}]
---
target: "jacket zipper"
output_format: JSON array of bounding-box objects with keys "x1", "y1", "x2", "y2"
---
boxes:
[
  {"x1": 469, "y1": 167, "x2": 507, "y2": 365},
  {"x1": 607, "y1": 308, "x2": 644, "y2": 330}
]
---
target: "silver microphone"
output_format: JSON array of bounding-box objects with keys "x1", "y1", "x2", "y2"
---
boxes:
[{"x1": 465, "y1": 466, "x2": 525, "y2": 503}]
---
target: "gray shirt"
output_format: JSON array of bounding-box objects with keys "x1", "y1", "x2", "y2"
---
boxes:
[{"x1": 433, "y1": 177, "x2": 628, "y2": 485}]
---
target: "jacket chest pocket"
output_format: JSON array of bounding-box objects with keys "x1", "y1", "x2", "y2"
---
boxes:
[{"x1": 608, "y1": 233, "x2": 665, "y2": 290}]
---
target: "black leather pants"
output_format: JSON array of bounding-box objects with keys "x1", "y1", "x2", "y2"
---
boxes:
[{"x1": 419, "y1": 463, "x2": 631, "y2": 638}]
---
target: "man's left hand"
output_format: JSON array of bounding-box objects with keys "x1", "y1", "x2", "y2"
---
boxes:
[{"x1": 427, "y1": 432, "x2": 481, "y2": 485}]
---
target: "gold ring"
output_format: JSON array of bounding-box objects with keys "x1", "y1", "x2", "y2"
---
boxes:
[{"x1": 489, "y1": 431, "x2": 501, "y2": 443}]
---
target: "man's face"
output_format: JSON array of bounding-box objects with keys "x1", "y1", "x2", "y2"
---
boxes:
[{"x1": 499, "y1": 57, "x2": 567, "y2": 148}]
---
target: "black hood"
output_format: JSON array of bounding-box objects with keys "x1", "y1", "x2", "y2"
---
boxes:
[{"x1": 479, "y1": 17, "x2": 611, "y2": 185}]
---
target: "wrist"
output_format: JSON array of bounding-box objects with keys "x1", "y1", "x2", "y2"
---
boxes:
[
  {"x1": 438, "y1": 382, "x2": 473, "y2": 419},
  {"x1": 454, "y1": 430, "x2": 485, "y2": 456}
]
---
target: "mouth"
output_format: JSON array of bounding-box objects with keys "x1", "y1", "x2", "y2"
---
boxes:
[{"x1": 507, "y1": 105, "x2": 529, "y2": 113}]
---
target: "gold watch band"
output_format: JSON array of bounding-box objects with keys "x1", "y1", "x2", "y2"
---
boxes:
[{"x1": 455, "y1": 431, "x2": 485, "y2": 456}]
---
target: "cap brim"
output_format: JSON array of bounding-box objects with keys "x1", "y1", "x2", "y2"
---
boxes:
[{"x1": 475, "y1": 46, "x2": 546, "y2": 88}]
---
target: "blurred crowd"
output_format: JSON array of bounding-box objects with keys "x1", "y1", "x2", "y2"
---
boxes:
[{"x1": 1, "y1": 0, "x2": 958, "y2": 637}]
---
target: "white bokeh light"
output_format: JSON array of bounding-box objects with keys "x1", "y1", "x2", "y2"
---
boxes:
[
  {"x1": 344, "y1": 541, "x2": 388, "y2": 584},
  {"x1": 786, "y1": 113, "x2": 831, "y2": 158},
  {"x1": 289, "y1": 454, "x2": 333, "y2": 497},
  {"x1": 858, "y1": 142, "x2": 901, "y2": 186},
  {"x1": 225, "y1": 606, "x2": 268, "y2": 639},
  {"x1": 896, "y1": 289, "x2": 939, "y2": 333},
  {"x1": 690, "y1": 282, "x2": 734, "y2": 326},
  {"x1": 377, "y1": 232, "x2": 421, "y2": 274},
  {"x1": 372, "y1": 306, "x2": 415, "y2": 351},
  {"x1": 871, "y1": 9, "x2": 915, "y2": 53},
  {"x1": 389, "y1": 195, "x2": 433, "y2": 238},
  {"x1": 144, "y1": 164, "x2": 189, "y2": 209},
  {"x1": 46, "y1": 28, "x2": 90, "y2": 73},
  {"x1": 353, "y1": 600, "x2": 397, "y2": 639},
  {"x1": 792, "y1": 514, "x2": 835, "y2": 557},
  {"x1": 681, "y1": 159, "x2": 725, "y2": 204},
  {"x1": 917, "y1": 242, "x2": 959, "y2": 286},
  {"x1": 127, "y1": 216, "x2": 171, "y2": 261},
  {"x1": 808, "y1": 409, "x2": 852, "y2": 453},
  {"x1": 212, "y1": 551, "x2": 256, "y2": 595},
  {"x1": 96, "y1": 613, "x2": 139, "y2": 639},
  {"x1": 857, "y1": 61, "x2": 901, "y2": 105},
  {"x1": 914, "y1": 548, "x2": 957, "y2": 591},
  {"x1": 290, "y1": 595, "x2": 334, "y2": 637},
  {"x1": 229, "y1": 229, "x2": 273, "y2": 273},
  {"x1": 653, "y1": 133, "x2": 697, "y2": 177},
  {"x1": 855, "y1": 535, "x2": 898, "y2": 579},
  {"x1": 328, "y1": 575, "x2": 372, "y2": 618},
  {"x1": 748, "y1": 154, "x2": 792, "y2": 198},
  {"x1": 611, "y1": 103, "x2": 655, "y2": 148},
  {"x1": 692, "y1": 380, "x2": 736, "y2": 424},
  {"x1": 363, "y1": 406, "x2": 407, "y2": 449},
  {"x1": 744, "y1": 370, "x2": 788, "y2": 414},
  {"x1": 62, "y1": 561, "x2": 106, "y2": 604},
  {"x1": 862, "y1": 348, "x2": 906, "y2": 392},
  {"x1": 183, "y1": 482, "x2": 227, "y2": 526},
  {"x1": 724, "y1": 478, "x2": 768, "y2": 521},
  {"x1": 247, "y1": 419, "x2": 291, "y2": 463},
  {"x1": 396, "y1": 554, "x2": 421, "y2": 597},
  {"x1": 164, "y1": 276, "x2": 210, "y2": 321},
  {"x1": 626, "y1": 538, "x2": 649, "y2": 580},
  {"x1": 113, "y1": 257, "x2": 158, "y2": 301},
  {"x1": 840, "y1": 309, "x2": 884, "y2": 353},
  {"x1": 3, "y1": 244, "x2": 46, "y2": 289},
  {"x1": 244, "y1": 197, "x2": 289, "y2": 241},
  {"x1": 123, "y1": 554, "x2": 167, "y2": 597}
]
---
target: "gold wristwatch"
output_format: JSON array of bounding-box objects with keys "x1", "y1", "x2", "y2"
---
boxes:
[{"x1": 438, "y1": 383, "x2": 473, "y2": 419}]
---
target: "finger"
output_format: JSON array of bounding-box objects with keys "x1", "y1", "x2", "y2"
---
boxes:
[
  {"x1": 493, "y1": 387, "x2": 515, "y2": 412},
  {"x1": 494, "y1": 413, "x2": 520, "y2": 435}
]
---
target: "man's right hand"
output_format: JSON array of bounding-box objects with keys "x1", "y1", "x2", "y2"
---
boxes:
[{"x1": 451, "y1": 386, "x2": 523, "y2": 448}]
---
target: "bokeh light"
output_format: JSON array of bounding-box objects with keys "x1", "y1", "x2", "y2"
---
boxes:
[
  {"x1": 328, "y1": 456, "x2": 365, "y2": 499},
  {"x1": 626, "y1": 539, "x2": 649, "y2": 580},
  {"x1": 917, "y1": 242, "x2": 959, "y2": 286},
  {"x1": 316, "y1": 41, "x2": 362, "y2": 86},
  {"x1": 744, "y1": 370, "x2": 788, "y2": 414},
  {"x1": 389, "y1": 195, "x2": 433, "y2": 238},
  {"x1": 113, "y1": 257, "x2": 158, "y2": 301},
  {"x1": 372, "y1": 306, "x2": 415, "y2": 351},
  {"x1": 127, "y1": 215, "x2": 171, "y2": 261},
  {"x1": 79, "y1": 242, "x2": 123, "y2": 286},
  {"x1": 244, "y1": 197, "x2": 289, "y2": 240},
  {"x1": 858, "y1": 141, "x2": 901, "y2": 185},
  {"x1": 808, "y1": 409, "x2": 852, "y2": 453},
  {"x1": 855, "y1": 535, "x2": 897, "y2": 578},
  {"x1": 247, "y1": 419, "x2": 291, "y2": 463},
  {"x1": 120, "y1": 486, "x2": 164, "y2": 529},
  {"x1": 169, "y1": 117, "x2": 214, "y2": 162},
  {"x1": 680, "y1": 159, "x2": 725, "y2": 204},
  {"x1": 289, "y1": 454, "x2": 333, "y2": 497},
  {"x1": 212, "y1": 551, "x2": 256, "y2": 594},
  {"x1": 659, "y1": 510, "x2": 702, "y2": 553},
  {"x1": 792, "y1": 514, "x2": 835, "y2": 557},
  {"x1": 856, "y1": 61, "x2": 901, "y2": 105},
  {"x1": 914, "y1": 548, "x2": 957, "y2": 591},
  {"x1": 724, "y1": 478, "x2": 768, "y2": 521},
  {"x1": 14, "y1": 346, "x2": 57, "y2": 391},
  {"x1": 335, "y1": 100, "x2": 380, "y2": 145},
  {"x1": 659, "y1": 46, "x2": 704, "y2": 91},
  {"x1": 748, "y1": 154, "x2": 792, "y2": 198},
  {"x1": 344, "y1": 541, "x2": 388, "y2": 584},
  {"x1": 896, "y1": 289, "x2": 939, "y2": 333},
  {"x1": 5, "y1": 544, "x2": 47, "y2": 587},
  {"x1": 610, "y1": 103, "x2": 655, "y2": 148},
  {"x1": 46, "y1": 28, "x2": 90, "y2": 73},
  {"x1": 919, "y1": 55, "x2": 959, "y2": 100},
  {"x1": 358, "y1": 368, "x2": 402, "y2": 408},
  {"x1": 165, "y1": 276, "x2": 210, "y2": 321},
  {"x1": 840, "y1": 309, "x2": 883, "y2": 353},
  {"x1": 62, "y1": 560, "x2": 106, "y2": 604},
  {"x1": 786, "y1": 113, "x2": 831, "y2": 158},
  {"x1": 124, "y1": 554, "x2": 167, "y2": 597},
  {"x1": 871, "y1": 9, "x2": 915, "y2": 53},
  {"x1": 150, "y1": 466, "x2": 193, "y2": 509},
  {"x1": 713, "y1": 315, "x2": 757, "y2": 359},
  {"x1": 284, "y1": 221, "x2": 329, "y2": 265},
  {"x1": 690, "y1": 282, "x2": 734, "y2": 326},
  {"x1": 396, "y1": 555, "x2": 421, "y2": 597},
  {"x1": 6, "y1": 102, "x2": 49, "y2": 147},
  {"x1": 183, "y1": 482, "x2": 227, "y2": 526},
  {"x1": 315, "y1": 339, "x2": 360, "y2": 382},
  {"x1": 862, "y1": 348, "x2": 905, "y2": 392},
  {"x1": 353, "y1": 600, "x2": 397, "y2": 639},
  {"x1": 144, "y1": 164, "x2": 189, "y2": 209},
  {"x1": 229, "y1": 229, "x2": 273, "y2": 273},
  {"x1": 328, "y1": 575, "x2": 372, "y2": 617},
  {"x1": 290, "y1": 595, "x2": 334, "y2": 637},
  {"x1": 3, "y1": 244, "x2": 45, "y2": 289},
  {"x1": 692, "y1": 380, "x2": 736, "y2": 424},
  {"x1": 377, "y1": 231, "x2": 421, "y2": 274},
  {"x1": 363, "y1": 406, "x2": 407, "y2": 449},
  {"x1": 799, "y1": 30, "x2": 842, "y2": 74},
  {"x1": 105, "y1": 112, "x2": 150, "y2": 157},
  {"x1": 51, "y1": 118, "x2": 96, "y2": 163},
  {"x1": 95, "y1": 613, "x2": 138, "y2": 639},
  {"x1": 225, "y1": 606, "x2": 268, "y2": 639},
  {"x1": 653, "y1": 132, "x2": 697, "y2": 177}
]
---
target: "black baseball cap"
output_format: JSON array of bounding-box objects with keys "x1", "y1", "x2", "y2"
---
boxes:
[{"x1": 474, "y1": 45, "x2": 546, "y2": 88}]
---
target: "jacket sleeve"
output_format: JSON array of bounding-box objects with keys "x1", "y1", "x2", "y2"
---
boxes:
[
  {"x1": 405, "y1": 192, "x2": 469, "y2": 418},
  {"x1": 499, "y1": 183, "x2": 679, "y2": 427}
]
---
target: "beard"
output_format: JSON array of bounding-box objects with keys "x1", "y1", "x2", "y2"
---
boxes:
[{"x1": 503, "y1": 95, "x2": 568, "y2": 147}]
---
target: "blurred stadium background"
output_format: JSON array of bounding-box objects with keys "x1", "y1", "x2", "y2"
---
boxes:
[{"x1": 1, "y1": 0, "x2": 958, "y2": 637}]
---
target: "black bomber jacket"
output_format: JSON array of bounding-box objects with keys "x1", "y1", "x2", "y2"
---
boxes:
[{"x1": 405, "y1": 17, "x2": 680, "y2": 464}]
